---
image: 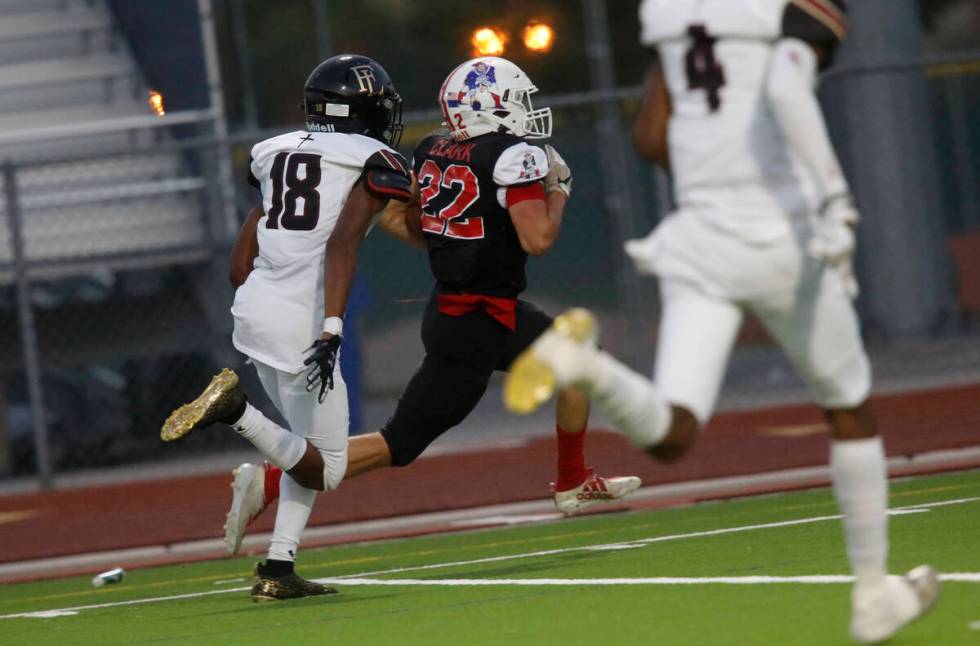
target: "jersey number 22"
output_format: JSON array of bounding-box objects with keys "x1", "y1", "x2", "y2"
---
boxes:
[{"x1": 417, "y1": 159, "x2": 484, "y2": 240}]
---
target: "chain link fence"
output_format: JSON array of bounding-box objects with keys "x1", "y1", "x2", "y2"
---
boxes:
[{"x1": 1, "y1": 8, "x2": 978, "y2": 485}]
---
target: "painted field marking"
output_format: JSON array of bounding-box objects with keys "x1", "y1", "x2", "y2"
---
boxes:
[
  {"x1": 6, "y1": 573, "x2": 980, "y2": 620},
  {"x1": 450, "y1": 513, "x2": 563, "y2": 527},
  {"x1": 2, "y1": 495, "x2": 977, "y2": 620},
  {"x1": 969, "y1": 620, "x2": 980, "y2": 631},
  {"x1": 320, "y1": 573, "x2": 980, "y2": 586}
]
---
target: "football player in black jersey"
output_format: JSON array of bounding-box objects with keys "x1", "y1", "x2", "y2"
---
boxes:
[{"x1": 342, "y1": 57, "x2": 641, "y2": 510}]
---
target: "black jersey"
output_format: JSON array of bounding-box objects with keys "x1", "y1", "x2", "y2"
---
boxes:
[{"x1": 412, "y1": 131, "x2": 549, "y2": 299}]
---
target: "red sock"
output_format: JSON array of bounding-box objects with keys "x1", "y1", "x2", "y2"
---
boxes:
[
  {"x1": 554, "y1": 426, "x2": 588, "y2": 491},
  {"x1": 264, "y1": 462, "x2": 282, "y2": 504}
]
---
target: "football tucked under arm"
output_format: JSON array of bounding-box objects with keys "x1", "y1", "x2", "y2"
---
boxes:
[{"x1": 378, "y1": 173, "x2": 426, "y2": 250}]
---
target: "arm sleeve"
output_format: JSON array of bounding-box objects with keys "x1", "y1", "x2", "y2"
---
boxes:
[
  {"x1": 361, "y1": 149, "x2": 412, "y2": 202},
  {"x1": 765, "y1": 38, "x2": 849, "y2": 202},
  {"x1": 492, "y1": 143, "x2": 549, "y2": 187},
  {"x1": 782, "y1": 0, "x2": 848, "y2": 69}
]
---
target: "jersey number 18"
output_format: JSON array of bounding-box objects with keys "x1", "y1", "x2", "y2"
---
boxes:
[{"x1": 266, "y1": 152, "x2": 322, "y2": 231}]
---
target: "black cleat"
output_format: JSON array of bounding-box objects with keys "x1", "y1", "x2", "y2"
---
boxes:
[{"x1": 250, "y1": 562, "x2": 338, "y2": 602}]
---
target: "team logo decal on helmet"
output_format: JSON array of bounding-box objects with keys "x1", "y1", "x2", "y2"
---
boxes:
[
  {"x1": 440, "y1": 56, "x2": 552, "y2": 142},
  {"x1": 351, "y1": 65, "x2": 377, "y2": 94},
  {"x1": 452, "y1": 61, "x2": 504, "y2": 112}
]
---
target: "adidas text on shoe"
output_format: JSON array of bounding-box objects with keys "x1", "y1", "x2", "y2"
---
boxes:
[{"x1": 554, "y1": 470, "x2": 641, "y2": 516}]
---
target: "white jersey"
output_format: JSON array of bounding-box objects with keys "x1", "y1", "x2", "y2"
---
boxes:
[
  {"x1": 232, "y1": 131, "x2": 402, "y2": 372},
  {"x1": 640, "y1": 0, "x2": 829, "y2": 242}
]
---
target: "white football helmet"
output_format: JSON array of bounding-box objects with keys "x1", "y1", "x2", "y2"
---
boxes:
[{"x1": 439, "y1": 57, "x2": 552, "y2": 141}]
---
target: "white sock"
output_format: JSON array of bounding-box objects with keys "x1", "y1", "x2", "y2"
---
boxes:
[
  {"x1": 268, "y1": 471, "x2": 316, "y2": 563},
  {"x1": 830, "y1": 437, "x2": 888, "y2": 590},
  {"x1": 231, "y1": 403, "x2": 308, "y2": 471},
  {"x1": 587, "y1": 353, "x2": 672, "y2": 448}
]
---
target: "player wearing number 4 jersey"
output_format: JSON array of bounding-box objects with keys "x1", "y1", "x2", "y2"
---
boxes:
[{"x1": 504, "y1": 1, "x2": 939, "y2": 644}]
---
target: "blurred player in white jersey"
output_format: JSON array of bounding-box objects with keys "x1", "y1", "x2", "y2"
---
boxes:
[
  {"x1": 161, "y1": 54, "x2": 414, "y2": 600},
  {"x1": 505, "y1": 1, "x2": 940, "y2": 642}
]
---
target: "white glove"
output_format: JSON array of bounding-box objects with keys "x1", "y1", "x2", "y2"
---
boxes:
[
  {"x1": 809, "y1": 195, "x2": 860, "y2": 300},
  {"x1": 808, "y1": 194, "x2": 858, "y2": 266},
  {"x1": 544, "y1": 144, "x2": 572, "y2": 197}
]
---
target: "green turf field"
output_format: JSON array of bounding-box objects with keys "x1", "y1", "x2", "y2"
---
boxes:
[{"x1": 3, "y1": 470, "x2": 979, "y2": 645}]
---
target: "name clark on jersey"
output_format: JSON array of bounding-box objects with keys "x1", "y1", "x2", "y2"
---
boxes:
[{"x1": 429, "y1": 139, "x2": 475, "y2": 163}]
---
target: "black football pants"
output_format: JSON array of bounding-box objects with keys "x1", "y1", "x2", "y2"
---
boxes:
[{"x1": 380, "y1": 294, "x2": 552, "y2": 466}]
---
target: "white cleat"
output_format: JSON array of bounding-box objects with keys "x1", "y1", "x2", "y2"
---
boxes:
[
  {"x1": 553, "y1": 470, "x2": 642, "y2": 516},
  {"x1": 850, "y1": 565, "x2": 941, "y2": 644},
  {"x1": 223, "y1": 462, "x2": 274, "y2": 555},
  {"x1": 505, "y1": 308, "x2": 600, "y2": 415}
]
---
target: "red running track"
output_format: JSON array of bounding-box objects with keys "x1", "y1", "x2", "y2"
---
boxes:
[{"x1": 1, "y1": 383, "x2": 978, "y2": 568}]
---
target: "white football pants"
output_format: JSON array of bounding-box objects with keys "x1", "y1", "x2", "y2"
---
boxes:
[
  {"x1": 252, "y1": 358, "x2": 349, "y2": 562},
  {"x1": 633, "y1": 209, "x2": 871, "y2": 423}
]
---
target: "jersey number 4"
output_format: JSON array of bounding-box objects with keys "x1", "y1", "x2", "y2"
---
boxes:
[
  {"x1": 685, "y1": 25, "x2": 726, "y2": 112},
  {"x1": 266, "y1": 152, "x2": 321, "y2": 231},
  {"x1": 417, "y1": 159, "x2": 484, "y2": 240}
]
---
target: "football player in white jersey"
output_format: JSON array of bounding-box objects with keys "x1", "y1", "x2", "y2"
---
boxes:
[
  {"x1": 161, "y1": 54, "x2": 415, "y2": 600},
  {"x1": 504, "y1": 1, "x2": 940, "y2": 642}
]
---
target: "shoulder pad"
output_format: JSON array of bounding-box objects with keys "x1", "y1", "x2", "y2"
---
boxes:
[
  {"x1": 493, "y1": 142, "x2": 549, "y2": 187},
  {"x1": 362, "y1": 150, "x2": 411, "y2": 202},
  {"x1": 783, "y1": 0, "x2": 848, "y2": 58},
  {"x1": 364, "y1": 149, "x2": 410, "y2": 176}
]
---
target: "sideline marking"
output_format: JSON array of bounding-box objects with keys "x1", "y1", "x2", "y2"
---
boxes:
[
  {"x1": 2, "y1": 496, "x2": 977, "y2": 620},
  {"x1": 7, "y1": 574, "x2": 980, "y2": 619}
]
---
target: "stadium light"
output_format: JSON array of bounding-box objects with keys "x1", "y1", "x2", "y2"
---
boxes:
[
  {"x1": 471, "y1": 27, "x2": 507, "y2": 57},
  {"x1": 522, "y1": 22, "x2": 554, "y2": 53},
  {"x1": 148, "y1": 90, "x2": 166, "y2": 117}
]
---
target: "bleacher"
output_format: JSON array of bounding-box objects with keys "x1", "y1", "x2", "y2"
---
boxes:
[{"x1": 0, "y1": 0, "x2": 215, "y2": 282}]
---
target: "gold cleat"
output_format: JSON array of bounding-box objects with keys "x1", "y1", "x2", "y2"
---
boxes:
[
  {"x1": 504, "y1": 308, "x2": 597, "y2": 415},
  {"x1": 160, "y1": 368, "x2": 245, "y2": 442},
  {"x1": 251, "y1": 562, "x2": 338, "y2": 602}
]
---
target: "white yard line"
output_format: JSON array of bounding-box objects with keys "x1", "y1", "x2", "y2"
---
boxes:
[
  {"x1": 2, "y1": 495, "x2": 977, "y2": 620},
  {"x1": 5, "y1": 573, "x2": 980, "y2": 619},
  {"x1": 4, "y1": 453, "x2": 978, "y2": 581}
]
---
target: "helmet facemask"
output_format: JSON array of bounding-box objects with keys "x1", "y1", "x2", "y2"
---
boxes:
[{"x1": 507, "y1": 85, "x2": 552, "y2": 139}]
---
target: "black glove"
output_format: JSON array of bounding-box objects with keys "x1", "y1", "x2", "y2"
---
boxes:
[{"x1": 303, "y1": 335, "x2": 341, "y2": 403}]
